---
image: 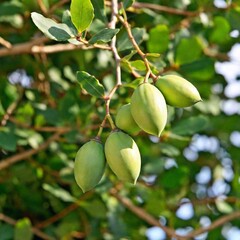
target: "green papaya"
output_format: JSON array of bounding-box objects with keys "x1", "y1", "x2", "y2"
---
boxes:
[
  {"x1": 130, "y1": 83, "x2": 167, "y2": 137},
  {"x1": 116, "y1": 103, "x2": 141, "y2": 135},
  {"x1": 155, "y1": 74, "x2": 202, "y2": 108},
  {"x1": 105, "y1": 130, "x2": 141, "y2": 184},
  {"x1": 74, "y1": 139, "x2": 105, "y2": 193}
]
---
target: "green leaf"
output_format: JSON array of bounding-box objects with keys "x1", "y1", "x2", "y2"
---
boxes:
[
  {"x1": 123, "y1": 0, "x2": 135, "y2": 9},
  {"x1": 89, "y1": 28, "x2": 119, "y2": 44},
  {"x1": 216, "y1": 199, "x2": 233, "y2": 214},
  {"x1": 0, "y1": 129, "x2": 17, "y2": 151},
  {"x1": 0, "y1": 223, "x2": 14, "y2": 240},
  {"x1": 70, "y1": 0, "x2": 94, "y2": 33},
  {"x1": 0, "y1": 2, "x2": 23, "y2": 16},
  {"x1": 175, "y1": 37, "x2": 202, "y2": 65},
  {"x1": 43, "y1": 184, "x2": 76, "y2": 202},
  {"x1": 31, "y1": 12, "x2": 73, "y2": 41},
  {"x1": 147, "y1": 24, "x2": 169, "y2": 54},
  {"x1": 160, "y1": 167, "x2": 189, "y2": 189},
  {"x1": 117, "y1": 28, "x2": 146, "y2": 52},
  {"x1": 172, "y1": 115, "x2": 209, "y2": 136},
  {"x1": 91, "y1": 0, "x2": 107, "y2": 23},
  {"x1": 159, "y1": 143, "x2": 180, "y2": 157},
  {"x1": 210, "y1": 16, "x2": 230, "y2": 44},
  {"x1": 130, "y1": 60, "x2": 146, "y2": 71},
  {"x1": 76, "y1": 71, "x2": 105, "y2": 98},
  {"x1": 14, "y1": 218, "x2": 32, "y2": 240},
  {"x1": 180, "y1": 57, "x2": 215, "y2": 81},
  {"x1": 62, "y1": 10, "x2": 78, "y2": 36},
  {"x1": 81, "y1": 199, "x2": 107, "y2": 218}
]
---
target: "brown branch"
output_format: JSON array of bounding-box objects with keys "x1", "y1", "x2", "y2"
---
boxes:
[
  {"x1": 0, "y1": 130, "x2": 68, "y2": 170},
  {"x1": 204, "y1": 48, "x2": 230, "y2": 61},
  {"x1": 0, "y1": 37, "x2": 49, "y2": 57},
  {"x1": 0, "y1": 37, "x2": 12, "y2": 49},
  {"x1": 49, "y1": 0, "x2": 70, "y2": 14},
  {"x1": 117, "y1": 13, "x2": 157, "y2": 81},
  {"x1": 132, "y1": 2, "x2": 199, "y2": 17},
  {"x1": 0, "y1": 213, "x2": 55, "y2": 240},
  {"x1": 1, "y1": 89, "x2": 24, "y2": 126},
  {"x1": 109, "y1": 188, "x2": 184, "y2": 240},
  {"x1": 35, "y1": 191, "x2": 93, "y2": 229},
  {"x1": 0, "y1": 37, "x2": 111, "y2": 57},
  {"x1": 37, "y1": 0, "x2": 48, "y2": 15},
  {"x1": 111, "y1": 188, "x2": 240, "y2": 239},
  {"x1": 185, "y1": 211, "x2": 240, "y2": 239}
]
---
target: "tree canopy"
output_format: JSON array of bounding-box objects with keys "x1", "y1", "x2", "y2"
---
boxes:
[{"x1": 0, "y1": 0, "x2": 240, "y2": 239}]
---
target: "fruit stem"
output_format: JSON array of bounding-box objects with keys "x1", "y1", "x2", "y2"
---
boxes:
[
  {"x1": 144, "y1": 70, "x2": 151, "y2": 83},
  {"x1": 107, "y1": 114, "x2": 116, "y2": 130}
]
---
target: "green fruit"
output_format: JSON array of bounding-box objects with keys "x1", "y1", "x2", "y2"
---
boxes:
[
  {"x1": 74, "y1": 139, "x2": 105, "y2": 193},
  {"x1": 130, "y1": 83, "x2": 167, "y2": 137},
  {"x1": 105, "y1": 130, "x2": 141, "y2": 184},
  {"x1": 155, "y1": 74, "x2": 202, "y2": 108},
  {"x1": 116, "y1": 103, "x2": 141, "y2": 135}
]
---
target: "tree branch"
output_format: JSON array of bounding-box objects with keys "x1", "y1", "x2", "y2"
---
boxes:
[
  {"x1": 132, "y1": 2, "x2": 199, "y2": 16},
  {"x1": 111, "y1": 188, "x2": 240, "y2": 239},
  {"x1": 0, "y1": 130, "x2": 68, "y2": 171},
  {"x1": 109, "y1": 188, "x2": 184, "y2": 240},
  {"x1": 1, "y1": 89, "x2": 24, "y2": 126},
  {"x1": 34, "y1": 191, "x2": 93, "y2": 229},
  {"x1": 117, "y1": 13, "x2": 157, "y2": 81},
  {"x1": 185, "y1": 211, "x2": 240, "y2": 239},
  {"x1": 0, "y1": 37, "x2": 111, "y2": 57},
  {"x1": 0, "y1": 213, "x2": 55, "y2": 240}
]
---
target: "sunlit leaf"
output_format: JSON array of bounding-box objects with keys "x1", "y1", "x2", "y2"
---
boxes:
[
  {"x1": 31, "y1": 12, "x2": 73, "y2": 41},
  {"x1": 14, "y1": 218, "x2": 32, "y2": 240},
  {"x1": 70, "y1": 0, "x2": 94, "y2": 33},
  {"x1": 147, "y1": 24, "x2": 169, "y2": 54}
]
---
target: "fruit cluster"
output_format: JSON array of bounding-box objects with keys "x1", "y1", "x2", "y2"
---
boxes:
[{"x1": 74, "y1": 75, "x2": 202, "y2": 192}]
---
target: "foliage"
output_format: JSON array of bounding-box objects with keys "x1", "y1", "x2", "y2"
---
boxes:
[{"x1": 0, "y1": 0, "x2": 240, "y2": 239}]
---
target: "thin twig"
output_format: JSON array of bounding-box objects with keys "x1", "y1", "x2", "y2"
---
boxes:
[
  {"x1": 0, "y1": 37, "x2": 12, "y2": 49},
  {"x1": 0, "y1": 213, "x2": 55, "y2": 240},
  {"x1": 1, "y1": 89, "x2": 24, "y2": 126},
  {"x1": 0, "y1": 130, "x2": 68, "y2": 170},
  {"x1": 117, "y1": 14, "x2": 157, "y2": 81},
  {"x1": 185, "y1": 211, "x2": 240, "y2": 239},
  {"x1": 37, "y1": 0, "x2": 48, "y2": 15},
  {"x1": 132, "y1": 2, "x2": 199, "y2": 17},
  {"x1": 102, "y1": 0, "x2": 122, "y2": 119},
  {"x1": 49, "y1": 0, "x2": 70, "y2": 14},
  {"x1": 35, "y1": 191, "x2": 93, "y2": 229}
]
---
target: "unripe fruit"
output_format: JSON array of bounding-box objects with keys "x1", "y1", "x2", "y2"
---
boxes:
[
  {"x1": 105, "y1": 130, "x2": 141, "y2": 184},
  {"x1": 130, "y1": 83, "x2": 167, "y2": 137},
  {"x1": 155, "y1": 75, "x2": 202, "y2": 108},
  {"x1": 74, "y1": 139, "x2": 105, "y2": 193},
  {"x1": 116, "y1": 103, "x2": 141, "y2": 135}
]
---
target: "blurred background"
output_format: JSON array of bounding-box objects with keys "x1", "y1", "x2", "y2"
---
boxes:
[{"x1": 0, "y1": 0, "x2": 240, "y2": 239}]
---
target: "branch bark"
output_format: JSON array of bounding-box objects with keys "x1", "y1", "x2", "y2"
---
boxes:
[
  {"x1": 0, "y1": 130, "x2": 68, "y2": 170},
  {"x1": 132, "y1": 2, "x2": 199, "y2": 16},
  {"x1": 0, "y1": 37, "x2": 111, "y2": 57}
]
